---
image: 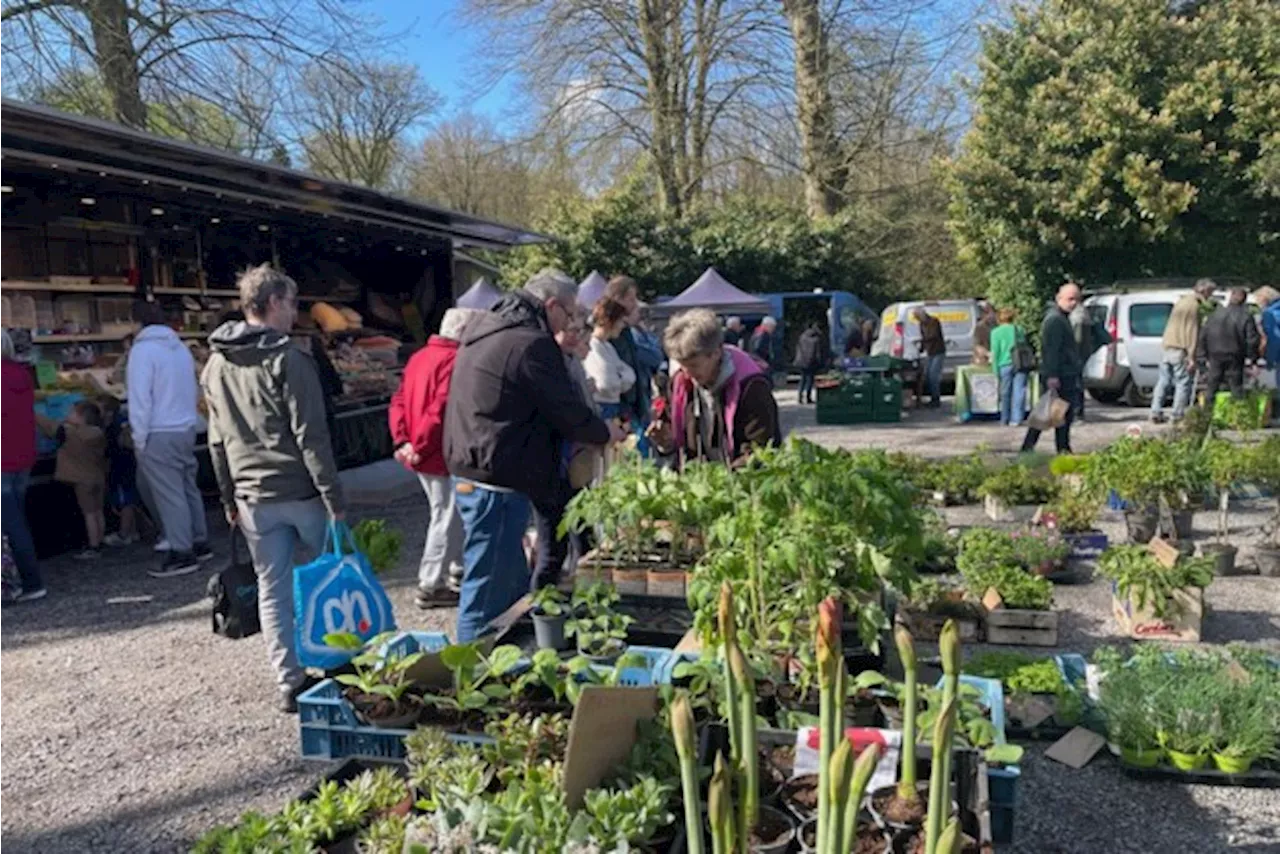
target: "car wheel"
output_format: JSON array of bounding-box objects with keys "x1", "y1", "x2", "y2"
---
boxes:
[
  {"x1": 1122, "y1": 377, "x2": 1149, "y2": 407},
  {"x1": 1089, "y1": 388, "x2": 1123, "y2": 404}
]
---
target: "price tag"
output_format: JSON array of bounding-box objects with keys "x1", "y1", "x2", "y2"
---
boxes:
[{"x1": 794, "y1": 727, "x2": 902, "y2": 793}]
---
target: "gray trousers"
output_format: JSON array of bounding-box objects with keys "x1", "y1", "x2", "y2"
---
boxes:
[
  {"x1": 417, "y1": 473, "x2": 464, "y2": 591},
  {"x1": 138, "y1": 429, "x2": 207, "y2": 553},
  {"x1": 237, "y1": 496, "x2": 328, "y2": 692}
]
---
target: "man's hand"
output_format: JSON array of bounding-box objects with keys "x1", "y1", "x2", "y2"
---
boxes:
[
  {"x1": 225, "y1": 505, "x2": 238, "y2": 526},
  {"x1": 332, "y1": 510, "x2": 345, "y2": 524},
  {"x1": 394, "y1": 442, "x2": 420, "y2": 467},
  {"x1": 1047, "y1": 377, "x2": 1062, "y2": 392},
  {"x1": 607, "y1": 420, "x2": 629, "y2": 445},
  {"x1": 645, "y1": 419, "x2": 673, "y2": 453}
]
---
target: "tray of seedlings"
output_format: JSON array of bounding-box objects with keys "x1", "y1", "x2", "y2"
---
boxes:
[
  {"x1": 1094, "y1": 645, "x2": 1280, "y2": 788},
  {"x1": 966, "y1": 652, "x2": 1094, "y2": 741}
]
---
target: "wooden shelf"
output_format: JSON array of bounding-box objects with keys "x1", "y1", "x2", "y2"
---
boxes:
[
  {"x1": 152, "y1": 287, "x2": 204, "y2": 296},
  {"x1": 205, "y1": 289, "x2": 239, "y2": 298},
  {"x1": 32, "y1": 332, "x2": 127, "y2": 343},
  {"x1": 2, "y1": 280, "x2": 136, "y2": 294}
]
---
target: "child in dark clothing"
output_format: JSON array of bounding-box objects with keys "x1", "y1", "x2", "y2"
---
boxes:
[
  {"x1": 36, "y1": 400, "x2": 108, "y2": 559},
  {"x1": 99, "y1": 396, "x2": 141, "y2": 546}
]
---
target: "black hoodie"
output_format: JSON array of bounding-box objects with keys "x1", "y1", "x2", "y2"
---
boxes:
[{"x1": 444, "y1": 290, "x2": 610, "y2": 508}]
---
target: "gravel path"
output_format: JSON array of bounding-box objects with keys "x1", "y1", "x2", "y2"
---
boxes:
[{"x1": 2, "y1": 394, "x2": 1277, "y2": 852}]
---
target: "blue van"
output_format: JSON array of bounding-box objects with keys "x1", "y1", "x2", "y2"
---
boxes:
[{"x1": 746, "y1": 290, "x2": 878, "y2": 367}]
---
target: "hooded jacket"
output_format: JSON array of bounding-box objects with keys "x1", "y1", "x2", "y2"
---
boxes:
[
  {"x1": 125, "y1": 324, "x2": 200, "y2": 449},
  {"x1": 388, "y1": 336, "x2": 460, "y2": 477},
  {"x1": 793, "y1": 326, "x2": 826, "y2": 370},
  {"x1": 201, "y1": 322, "x2": 343, "y2": 515},
  {"x1": 444, "y1": 290, "x2": 610, "y2": 508}
]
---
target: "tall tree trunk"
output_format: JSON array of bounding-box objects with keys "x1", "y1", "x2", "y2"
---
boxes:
[
  {"x1": 639, "y1": 0, "x2": 683, "y2": 216},
  {"x1": 86, "y1": 0, "x2": 148, "y2": 128},
  {"x1": 783, "y1": 0, "x2": 843, "y2": 218}
]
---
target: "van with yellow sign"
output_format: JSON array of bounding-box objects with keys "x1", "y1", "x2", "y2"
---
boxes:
[{"x1": 870, "y1": 299, "x2": 979, "y2": 383}]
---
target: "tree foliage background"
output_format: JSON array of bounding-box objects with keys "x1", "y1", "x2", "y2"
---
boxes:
[{"x1": 947, "y1": 0, "x2": 1280, "y2": 318}]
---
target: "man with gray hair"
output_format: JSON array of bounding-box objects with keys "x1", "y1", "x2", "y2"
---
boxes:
[
  {"x1": 1151, "y1": 277, "x2": 1216, "y2": 423},
  {"x1": 749, "y1": 315, "x2": 778, "y2": 370},
  {"x1": 723, "y1": 316, "x2": 743, "y2": 347},
  {"x1": 203, "y1": 264, "x2": 343, "y2": 712},
  {"x1": 445, "y1": 268, "x2": 624, "y2": 641},
  {"x1": 388, "y1": 307, "x2": 480, "y2": 609}
]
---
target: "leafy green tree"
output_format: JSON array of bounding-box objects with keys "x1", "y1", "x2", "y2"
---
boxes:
[{"x1": 947, "y1": 0, "x2": 1280, "y2": 310}]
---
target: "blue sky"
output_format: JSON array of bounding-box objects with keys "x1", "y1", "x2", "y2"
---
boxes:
[{"x1": 375, "y1": 0, "x2": 517, "y2": 124}]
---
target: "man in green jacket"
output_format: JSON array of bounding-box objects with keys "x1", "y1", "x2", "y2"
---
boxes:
[
  {"x1": 202, "y1": 264, "x2": 344, "y2": 713},
  {"x1": 1021, "y1": 283, "x2": 1083, "y2": 454}
]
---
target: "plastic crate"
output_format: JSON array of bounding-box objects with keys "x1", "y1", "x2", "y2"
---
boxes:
[
  {"x1": 381, "y1": 630, "x2": 450, "y2": 659},
  {"x1": 654, "y1": 650, "x2": 705, "y2": 685},
  {"x1": 611, "y1": 645, "x2": 672, "y2": 687}
]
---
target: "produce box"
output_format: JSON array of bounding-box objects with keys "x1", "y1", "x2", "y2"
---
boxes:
[
  {"x1": 1111, "y1": 583, "x2": 1203, "y2": 642},
  {"x1": 984, "y1": 608, "x2": 1060, "y2": 647},
  {"x1": 895, "y1": 607, "x2": 981, "y2": 643}
]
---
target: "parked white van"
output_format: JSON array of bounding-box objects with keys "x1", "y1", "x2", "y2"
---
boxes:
[
  {"x1": 871, "y1": 299, "x2": 979, "y2": 382},
  {"x1": 1082, "y1": 278, "x2": 1263, "y2": 405}
]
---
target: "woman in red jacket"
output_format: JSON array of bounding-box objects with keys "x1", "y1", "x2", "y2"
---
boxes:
[
  {"x1": 2, "y1": 331, "x2": 45, "y2": 601},
  {"x1": 388, "y1": 308, "x2": 478, "y2": 609}
]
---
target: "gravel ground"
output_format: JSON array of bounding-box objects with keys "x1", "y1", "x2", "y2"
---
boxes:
[{"x1": 2, "y1": 392, "x2": 1277, "y2": 853}]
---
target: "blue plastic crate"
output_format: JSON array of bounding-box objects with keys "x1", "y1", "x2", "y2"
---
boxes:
[
  {"x1": 381, "y1": 630, "x2": 450, "y2": 659},
  {"x1": 655, "y1": 650, "x2": 704, "y2": 685},
  {"x1": 615, "y1": 645, "x2": 673, "y2": 687}
]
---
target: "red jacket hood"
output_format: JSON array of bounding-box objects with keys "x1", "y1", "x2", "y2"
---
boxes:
[{"x1": 387, "y1": 336, "x2": 460, "y2": 476}]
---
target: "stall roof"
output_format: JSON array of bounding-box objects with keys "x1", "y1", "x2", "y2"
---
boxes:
[
  {"x1": 0, "y1": 99, "x2": 551, "y2": 250},
  {"x1": 650, "y1": 266, "x2": 771, "y2": 315},
  {"x1": 456, "y1": 276, "x2": 505, "y2": 310},
  {"x1": 577, "y1": 270, "x2": 608, "y2": 308}
]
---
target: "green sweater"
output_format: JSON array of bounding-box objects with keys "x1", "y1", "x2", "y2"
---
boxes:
[{"x1": 990, "y1": 323, "x2": 1021, "y2": 370}]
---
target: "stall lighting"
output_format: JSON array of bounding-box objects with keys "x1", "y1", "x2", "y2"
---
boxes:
[
  {"x1": 80, "y1": 197, "x2": 96, "y2": 205},
  {"x1": 420, "y1": 249, "x2": 428, "y2": 256},
  {"x1": 210, "y1": 217, "x2": 221, "y2": 224},
  {"x1": 150, "y1": 207, "x2": 165, "y2": 216},
  {"x1": 396, "y1": 245, "x2": 404, "y2": 252},
  {"x1": 258, "y1": 224, "x2": 270, "y2": 231},
  {"x1": 98, "y1": 171, "x2": 107, "y2": 177},
  {"x1": 141, "y1": 179, "x2": 149, "y2": 184},
  {"x1": 1, "y1": 186, "x2": 13, "y2": 193},
  {"x1": 337, "y1": 236, "x2": 346, "y2": 243}
]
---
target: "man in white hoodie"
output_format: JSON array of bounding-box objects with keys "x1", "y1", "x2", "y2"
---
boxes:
[{"x1": 127, "y1": 301, "x2": 210, "y2": 577}]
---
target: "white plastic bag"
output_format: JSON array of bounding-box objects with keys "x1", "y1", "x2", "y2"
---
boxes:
[{"x1": 1028, "y1": 389, "x2": 1069, "y2": 430}]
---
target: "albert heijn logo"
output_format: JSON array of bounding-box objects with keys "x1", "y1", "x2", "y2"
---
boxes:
[{"x1": 294, "y1": 528, "x2": 396, "y2": 669}]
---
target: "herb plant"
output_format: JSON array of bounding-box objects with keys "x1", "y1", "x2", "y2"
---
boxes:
[
  {"x1": 1097, "y1": 545, "x2": 1214, "y2": 619},
  {"x1": 978, "y1": 464, "x2": 1059, "y2": 506},
  {"x1": 422, "y1": 642, "x2": 523, "y2": 714},
  {"x1": 530, "y1": 585, "x2": 568, "y2": 617}
]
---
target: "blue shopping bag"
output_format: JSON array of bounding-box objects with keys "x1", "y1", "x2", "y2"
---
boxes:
[{"x1": 293, "y1": 522, "x2": 396, "y2": 669}]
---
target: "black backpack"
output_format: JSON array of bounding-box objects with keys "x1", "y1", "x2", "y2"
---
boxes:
[{"x1": 207, "y1": 528, "x2": 261, "y2": 639}]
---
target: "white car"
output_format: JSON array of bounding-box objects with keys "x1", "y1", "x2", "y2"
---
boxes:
[
  {"x1": 871, "y1": 299, "x2": 979, "y2": 382},
  {"x1": 1083, "y1": 285, "x2": 1271, "y2": 405}
]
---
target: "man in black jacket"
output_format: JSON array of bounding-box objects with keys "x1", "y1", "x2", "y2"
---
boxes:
[
  {"x1": 445, "y1": 269, "x2": 624, "y2": 641},
  {"x1": 1021, "y1": 283, "x2": 1083, "y2": 454},
  {"x1": 1197, "y1": 288, "x2": 1262, "y2": 405}
]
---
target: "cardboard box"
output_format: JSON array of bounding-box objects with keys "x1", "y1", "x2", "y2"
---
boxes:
[{"x1": 1111, "y1": 583, "x2": 1203, "y2": 642}]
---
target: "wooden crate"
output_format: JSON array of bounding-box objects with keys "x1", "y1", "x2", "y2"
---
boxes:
[
  {"x1": 984, "y1": 494, "x2": 1037, "y2": 523},
  {"x1": 896, "y1": 608, "x2": 982, "y2": 643},
  {"x1": 984, "y1": 608, "x2": 1059, "y2": 646},
  {"x1": 1111, "y1": 584, "x2": 1203, "y2": 642}
]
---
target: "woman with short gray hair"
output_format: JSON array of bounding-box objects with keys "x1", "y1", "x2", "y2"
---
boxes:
[
  {"x1": 648, "y1": 308, "x2": 780, "y2": 465},
  {"x1": 2, "y1": 330, "x2": 46, "y2": 601}
]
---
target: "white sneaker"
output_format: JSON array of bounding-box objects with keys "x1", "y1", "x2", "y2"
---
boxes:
[
  {"x1": 104, "y1": 533, "x2": 139, "y2": 547},
  {"x1": 153, "y1": 539, "x2": 171, "y2": 553}
]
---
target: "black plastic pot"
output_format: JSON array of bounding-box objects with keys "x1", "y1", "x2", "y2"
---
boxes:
[
  {"x1": 1124, "y1": 506, "x2": 1160, "y2": 543},
  {"x1": 531, "y1": 611, "x2": 568, "y2": 650},
  {"x1": 1200, "y1": 543, "x2": 1240, "y2": 576},
  {"x1": 1256, "y1": 546, "x2": 1280, "y2": 578},
  {"x1": 1164, "y1": 508, "x2": 1194, "y2": 542}
]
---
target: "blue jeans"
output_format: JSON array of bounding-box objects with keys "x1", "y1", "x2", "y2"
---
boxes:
[
  {"x1": 998, "y1": 366, "x2": 1028, "y2": 426},
  {"x1": 236, "y1": 496, "x2": 328, "y2": 692},
  {"x1": 454, "y1": 481, "x2": 531, "y2": 642},
  {"x1": 1150, "y1": 350, "x2": 1193, "y2": 418},
  {"x1": 926, "y1": 354, "x2": 945, "y2": 405},
  {"x1": 798, "y1": 369, "x2": 818, "y2": 402},
  {"x1": 1, "y1": 470, "x2": 43, "y2": 592}
]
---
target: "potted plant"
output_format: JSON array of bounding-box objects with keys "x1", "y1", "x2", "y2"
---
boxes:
[
  {"x1": 1040, "y1": 489, "x2": 1107, "y2": 563},
  {"x1": 978, "y1": 463, "x2": 1058, "y2": 522},
  {"x1": 530, "y1": 586, "x2": 570, "y2": 650},
  {"x1": 1097, "y1": 546, "x2": 1214, "y2": 639},
  {"x1": 1009, "y1": 529, "x2": 1071, "y2": 579},
  {"x1": 868, "y1": 626, "x2": 927, "y2": 830},
  {"x1": 1085, "y1": 437, "x2": 1208, "y2": 543},
  {"x1": 326, "y1": 633, "x2": 425, "y2": 728},
  {"x1": 571, "y1": 610, "x2": 634, "y2": 663},
  {"x1": 1092, "y1": 647, "x2": 1165, "y2": 767},
  {"x1": 420, "y1": 641, "x2": 523, "y2": 728},
  {"x1": 1200, "y1": 438, "x2": 1252, "y2": 575}
]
